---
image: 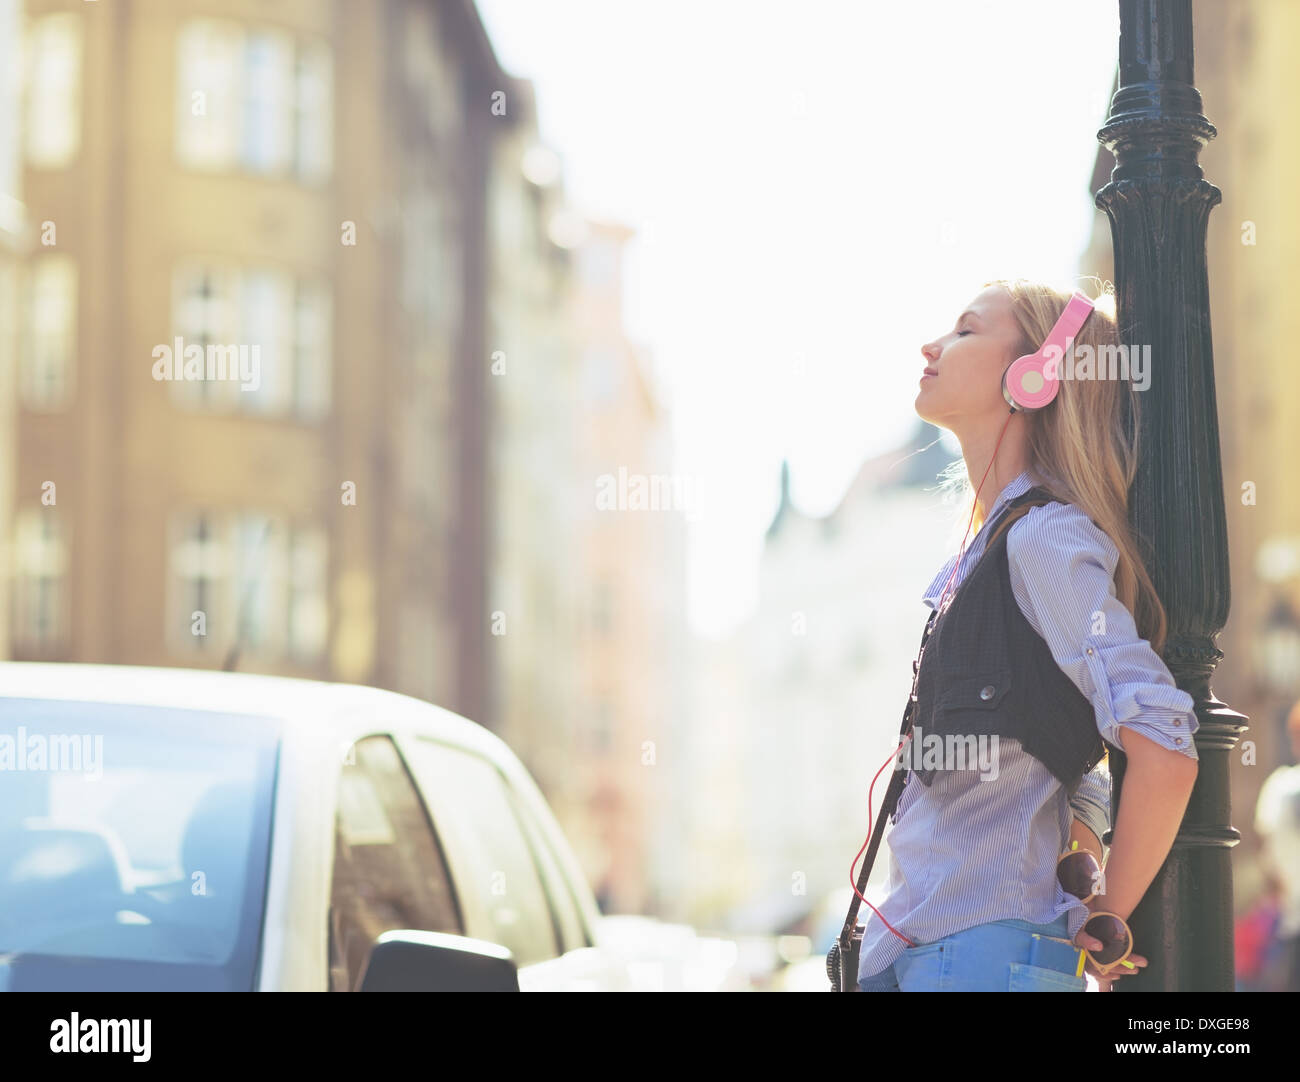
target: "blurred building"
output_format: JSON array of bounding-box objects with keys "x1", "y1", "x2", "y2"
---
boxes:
[
  {"x1": 678, "y1": 628, "x2": 749, "y2": 929},
  {"x1": 10, "y1": 0, "x2": 509, "y2": 725},
  {"x1": 485, "y1": 78, "x2": 582, "y2": 798},
  {"x1": 6, "y1": 0, "x2": 694, "y2": 924},
  {"x1": 725, "y1": 423, "x2": 957, "y2": 932},
  {"x1": 0, "y1": 0, "x2": 22, "y2": 663},
  {"x1": 569, "y1": 218, "x2": 689, "y2": 916},
  {"x1": 1080, "y1": 0, "x2": 1300, "y2": 911}
]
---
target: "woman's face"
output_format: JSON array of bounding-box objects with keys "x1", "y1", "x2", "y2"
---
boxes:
[{"x1": 916, "y1": 285, "x2": 1026, "y2": 428}]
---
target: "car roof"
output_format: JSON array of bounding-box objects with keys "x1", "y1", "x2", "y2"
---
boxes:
[
  {"x1": 0, "y1": 662, "x2": 512, "y2": 763},
  {"x1": 2, "y1": 661, "x2": 609, "y2": 952}
]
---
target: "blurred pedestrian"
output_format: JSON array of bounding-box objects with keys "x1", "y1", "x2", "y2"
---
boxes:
[{"x1": 1252, "y1": 699, "x2": 1300, "y2": 991}]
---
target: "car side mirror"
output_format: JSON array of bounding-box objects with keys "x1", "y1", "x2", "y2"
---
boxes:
[{"x1": 357, "y1": 930, "x2": 520, "y2": 992}]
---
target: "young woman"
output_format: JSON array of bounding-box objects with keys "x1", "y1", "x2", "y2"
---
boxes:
[{"x1": 855, "y1": 278, "x2": 1200, "y2": 992}]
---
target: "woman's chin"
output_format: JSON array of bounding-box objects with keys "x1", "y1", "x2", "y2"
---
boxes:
[{"x1": 914, "y1": 400, "x2": 953, "y2": 431}]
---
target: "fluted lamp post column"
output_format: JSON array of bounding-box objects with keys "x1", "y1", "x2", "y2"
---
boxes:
[{"x1": 1095, "y1": 0, "x2": 1247, "y2": 992}]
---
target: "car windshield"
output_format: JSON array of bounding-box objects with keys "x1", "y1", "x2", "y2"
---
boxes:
[{"x1": 0, "y1": 698, "x2": 279, "y2": 991}]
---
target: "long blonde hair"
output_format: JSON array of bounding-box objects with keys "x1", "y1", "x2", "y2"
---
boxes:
[{"x1": 937, "y1": 277, "x2": 1168, "y2": 655}]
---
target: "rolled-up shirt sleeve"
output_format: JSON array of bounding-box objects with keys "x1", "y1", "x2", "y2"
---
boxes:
[
  {"x1": 1006, "y1": 501, "x2": 1199, "y2": 763},
  {"x1": 1069, "y1": 759, "x2": 1112, "y2": 842}
]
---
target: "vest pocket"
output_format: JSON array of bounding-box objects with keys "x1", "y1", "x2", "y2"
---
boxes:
[{"x1": 936, "y1": 669, "x2": 1013, "y2": 713}]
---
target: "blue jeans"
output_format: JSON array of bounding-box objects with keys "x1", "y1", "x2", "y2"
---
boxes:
[{"x1": 857, "y1": 914, "x2": 1087, "y2": 992}]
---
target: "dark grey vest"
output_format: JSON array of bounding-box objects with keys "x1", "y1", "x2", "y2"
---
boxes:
[{"x1": 905, "y1": 486, "x2": 1107, "y2": 793}]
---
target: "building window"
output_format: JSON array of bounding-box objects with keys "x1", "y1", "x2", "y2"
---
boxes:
[
  {"x1": 293, "y1": 43, "x2": 333, "y2": 182},
  {"x1": 24, "y1": 13, "x2": 81, "y2": 168},
  {"x1": 239, "y1": 270, "x2": 292, "y2": 415},
  {"x1": 176, "y1": 20, "x2": 332, "y2": 182},
  {"x1": 171, "y1": 264, "x2": 239, "y2": 408},
  {"x1": 168, "y1": 513, "x2": 231, "y2": 653},
  {"x1": 292, "y1": 280, "x2": 332, "y2": 420},
  {"x1": 241, "y1": 30, "x2": 292, "y2": 175},
  {"x1": 170, "y1": 265, "x2": 331, "y2": 420},
  {"x1": 168, "y1": 511, "x2": 326, "y2": 664},
  {"x1": 20, "y1": 255, "x2": 77, "y2": 410},
  {"x1": 232, "y1": 513, "x2": 285, "y2": 654},
  {"x1": 287, "y1": 526, "x2": 328, "y2": 662},
  {"x1": 174, "y1": 19, "x2": 242, "y2": 170},
  {"x1": 0, "y1": 264, "x2": 15, "y2": 385},
  {"x1": 12, "y1": 509, "x2": 68, "y2": 653}
]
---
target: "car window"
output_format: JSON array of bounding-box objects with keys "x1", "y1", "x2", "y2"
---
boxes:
[
  {"x1": 505, "y1": 783, "x2": 591, "y2": 954},
  {"x1": 0, "y1": 700, "x2": 278, "y2": 992},
  {"x1": 328, "y1": 735, "x2": 462, "y2": 992},
  {"x1": 402, "y1": 738, "x2": 559, "y2": 967}
]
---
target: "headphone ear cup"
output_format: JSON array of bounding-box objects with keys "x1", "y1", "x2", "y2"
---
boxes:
[{"x1": 1003, "y1": 349, "x2": 1061, "y2": 411}]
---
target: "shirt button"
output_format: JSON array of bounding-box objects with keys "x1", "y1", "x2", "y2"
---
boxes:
[
  {"x1": 1175, "y1": 738, "x2": 1183, "y2": 745},
  {"x1": 1086, "y1": 647, "x2": 1094, "y2": 655},
  {"x1": 1174, "y1": 719, "x2": 1182, "y2": 726},
  {"x1": 979, "y1": 685, "x2": 995, "y2": 700}
]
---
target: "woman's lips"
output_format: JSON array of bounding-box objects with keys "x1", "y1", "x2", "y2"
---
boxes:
[{"x1": 921, "y1": 368, "x2": 938, "y2": 382}]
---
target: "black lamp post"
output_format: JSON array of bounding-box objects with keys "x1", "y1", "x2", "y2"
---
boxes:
[{"x1": 1095, "y1": 0, "x2": 1248, "y2": 992}]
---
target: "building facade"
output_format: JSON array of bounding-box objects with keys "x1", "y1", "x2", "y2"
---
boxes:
[
  {"x1": 0, "y1": 0, "x2": 23, "y2": 664},
  {"x1": 485, "y1": 76, "x2": 582, "y2": 799},
  {"x1": 570, "y1": 219, "x2": 689, "y2": 915},
  {"x1": 11, "y1": 0, "x2": 506, "y2": 727}
]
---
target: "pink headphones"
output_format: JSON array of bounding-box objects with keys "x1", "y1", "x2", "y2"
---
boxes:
[{"x1": 1001, "y1": 291, "x2": 1096, "y2": 411}]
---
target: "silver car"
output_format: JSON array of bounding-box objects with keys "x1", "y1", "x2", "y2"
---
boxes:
[{"x1": 0, "y1": 663, "x2": 634, "y2": 991}]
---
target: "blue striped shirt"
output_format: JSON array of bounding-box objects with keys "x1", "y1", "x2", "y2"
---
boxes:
[{"x1": 858, "y1": 469, "x2": 1199, "y2": 982}]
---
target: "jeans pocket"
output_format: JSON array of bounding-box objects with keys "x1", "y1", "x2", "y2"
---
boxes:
[
  {"x1": 857, "y1": 965, "x2": 900, "y2": 992},
  {"x1": 896, "y1": 939, "x2": 952, "y2": 991},
  {"x1": 1007, "y1": 961, "x2": 1087, "y2": 992}
]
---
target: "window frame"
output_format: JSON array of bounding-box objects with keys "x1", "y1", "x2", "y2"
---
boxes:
[
  {"x1": 399, "y1": 735, "x2": 568, "y2": 967},
  {"x1": 20, "y1": 254, "x2": 78, "y2": 411},
  {"x1": 10, "y1": 507, "x2": 70, "y2": 653},
  {"x1": 174, "y1": 18, "x2": 333, "y2": 184},
  {"x1": 501, "y1": 779, "x2": 594, "y2": 955},
  {"x1": 326, "y1": 733, "x2": 466, "y2": 992},
  {"x1": 24, "y1": 11, "x2": 83, "y2": 170}
]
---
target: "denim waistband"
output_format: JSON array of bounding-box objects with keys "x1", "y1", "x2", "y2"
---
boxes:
[{"x1": 989, "y1": 914, "x2": 1072, "y2": 938}]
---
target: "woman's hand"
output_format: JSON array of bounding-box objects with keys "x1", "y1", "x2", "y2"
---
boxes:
[
  {"x1": 1072, "y1": 921, "x2": 1146, "y2": 989},
  {"x1": 1070, "y1": 727, "x2": 1196, "y2": 989}
]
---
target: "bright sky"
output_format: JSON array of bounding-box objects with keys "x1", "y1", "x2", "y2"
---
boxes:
[{"x1": 475, "y1": 0, "x2": 1121, "y2": 638}]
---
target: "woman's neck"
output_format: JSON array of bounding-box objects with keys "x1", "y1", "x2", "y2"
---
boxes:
[{"x1": 956, "y1": 418, "x2": 1031, "y2": 522}]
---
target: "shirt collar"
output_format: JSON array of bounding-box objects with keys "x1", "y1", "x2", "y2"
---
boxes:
[
  {"x1": 981, "y1": 469, "x2": 1036, "y2": 526},
  {"x1": 921, "y1": 469, "x2": 1037, "y2": 609}
]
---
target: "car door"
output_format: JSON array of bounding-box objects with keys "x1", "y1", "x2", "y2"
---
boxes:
[
  {"x1": 398, "y1": 735, "x2": 622, "y2": 990},
  {"x1": 497, "y1": 772, "x2": 625, "y2": 991},
  {"x1": 327, "y1": 734, "x2": 465, "y2": 991}
]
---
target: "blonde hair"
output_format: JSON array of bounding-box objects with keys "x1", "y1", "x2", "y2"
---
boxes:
[{"x1": 937, "y1": 276, "x2": 1169, "y2": 655}]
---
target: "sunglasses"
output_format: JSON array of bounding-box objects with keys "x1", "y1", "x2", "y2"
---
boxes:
[{"x1": 1057, "y1": 841, "x2": 1137, "y2": 976}]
